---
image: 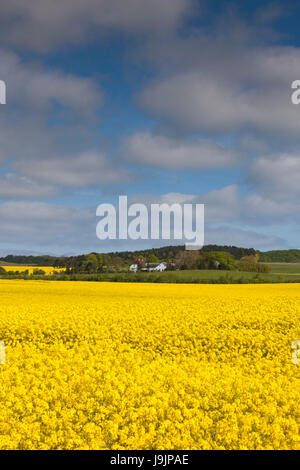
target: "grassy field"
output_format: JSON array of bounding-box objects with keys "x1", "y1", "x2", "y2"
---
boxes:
[
  {"x1": 2, "y1": 263, "x2": 300, "y2": 283},
  {"x1": 264, "y1": 262, "x2": 300, "y2": 274},
  {"x1": 70, "y1": 266, "x2": 300, "y2": 283},
  {"x1": 119, "y1": 268, "x2": 300, "y2": 283}
]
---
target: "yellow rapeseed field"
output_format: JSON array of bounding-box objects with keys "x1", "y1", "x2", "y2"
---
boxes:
[
  {"x1": 0, "y1": 280, "x2": 299, "y2": 450},
  {"x1": 0, "y1": 266, "x2": 64, "y2": 275}
]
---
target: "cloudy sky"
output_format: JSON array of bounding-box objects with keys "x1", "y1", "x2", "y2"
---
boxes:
[{"x1": 0, "y1": 0, "x2": 300, "y2": 255}]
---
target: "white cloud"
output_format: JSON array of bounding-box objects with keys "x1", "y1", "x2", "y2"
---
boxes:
[
  {"x1": 139, "y1": 68, "x2": 300, "y2": 136},
  {"x1": 0, "y1": 187, "x2": 292, "y2": 254},
  {"x1": 14, "y1": 152, "x2": 134, "y2": 188},
  {"x1": 123, "y1": 189, "x2": 288, "y2": 249},
  {"x1": 0, "y1": 48, "x2": 105, "y2": 170},
  {"x1": 0, "y1": 0, "x2": 194, "y2": 51},
  {"x1": 138, "y1": 185, "x2": 300, "y2": 226},
  {"x1": 202, "y1": 185, "x2": 242, "y2": 223},
  {"x1": 0, "y1": 49, "x2": 104, "y2": 112},
  {"x1": 136, "y1": 7, "x2": 300, "y2": 139},
  {"x1": 247, "y1": 153, "x2": 300, "y2": 200},
  {"x1": 0, "y1": 201, "x2": 93, "y2": 246},
  {"x1": 0, "y1": 3, "x2": 299, "y2": 253},
  {"x1": 0, "y1": 49, "x2": 130, "y2": 193},
  {"x1": 205, "y1": 226, "x2": 284, "y2": 250},
  {"x1": 0, "y1": 174, "x2": 58, "y2": 199},
  {"x1": 122, "y1": 132, "x2": 237, "y2": 169},
  {"x1": 202, "y1": 184, "x2": 300, "y2": 225}
]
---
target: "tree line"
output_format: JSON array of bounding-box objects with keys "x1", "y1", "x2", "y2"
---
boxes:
[
  {"x1": 0, "y1": 244, "x2": 256, "y2": 268},
  {"x1": 0, "y1": 245, "x2": 273, "y2": 275},
  {"x1": 6, "y1": 245, "x2": 300, "y2": 273}
]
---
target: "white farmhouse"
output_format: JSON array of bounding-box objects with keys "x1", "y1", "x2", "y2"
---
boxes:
[
  {"x1": 129, "y1": 262, "x2": 167, "y2": 272},
  {"x1": 146, "y1": 262, "x2": 167, "y2": 272},
  {"x1": 129, "y1": 258, "x2": 146, "y2": 272},
  {"x1": 129, "y1": 263, "x2": 138, "y2": 272}
]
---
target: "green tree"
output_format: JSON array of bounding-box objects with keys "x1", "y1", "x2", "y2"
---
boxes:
[
  {"x1": 197, "y1": 252, "x2": 237, "y2": 270},
  {"x1": 146, "y1": 254, "x2": 159, "y2": 263},
  {"x1": 82, "y1": 254, "x2": 99, "y2": 273}
]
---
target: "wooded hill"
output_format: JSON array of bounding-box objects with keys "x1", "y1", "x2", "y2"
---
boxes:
[
  {"x1": 258, "y1": 249, "x2": 300, "y2": 262},
  {"x1": 0, "y1": 245, "x2": 256, "y2": 267},
  {"x1": 2, "y1": 246, "x2": 300, "y2": 266}
]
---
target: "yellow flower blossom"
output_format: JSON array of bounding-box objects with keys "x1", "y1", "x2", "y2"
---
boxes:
[
  {"x1": 0, "y1": 280, "x2": 299, "y2": 450},
  {"x1": 1, "y1": 266, "x2": 64, "y2": 275}
]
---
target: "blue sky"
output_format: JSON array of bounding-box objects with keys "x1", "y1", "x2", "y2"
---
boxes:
[{"x1": 0, "y1": 0, "x2": 300, "y2": 255}]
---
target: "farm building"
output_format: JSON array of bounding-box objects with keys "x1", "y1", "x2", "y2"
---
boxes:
[{"x1": 129, "y1": 262, "x2": 167, "y2": 272}]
